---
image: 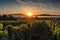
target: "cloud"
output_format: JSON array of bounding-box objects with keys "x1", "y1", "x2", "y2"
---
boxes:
[
  {"x1": 16, "y1": 0, "x2": 57, "y2": 10},
  {"x1": 15, "y1": 0, "x2": 60, "y2": 15},
  {"x1": 16, "y1": 0, "x2": 28, "y2": 5}
]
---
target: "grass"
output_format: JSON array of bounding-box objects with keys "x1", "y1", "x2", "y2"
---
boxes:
[{"x1": 0, "y1": 19, "x2": 60, "y2": 40}]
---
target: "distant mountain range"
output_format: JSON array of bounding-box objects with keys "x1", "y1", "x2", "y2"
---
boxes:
[{"x1": 34, "y1": 14, "x2": 60, "y2": 16}]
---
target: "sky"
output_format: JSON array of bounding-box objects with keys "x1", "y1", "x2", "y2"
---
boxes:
[{"x1": 0, "y1": 0, "x2": 60, "y2": 15}]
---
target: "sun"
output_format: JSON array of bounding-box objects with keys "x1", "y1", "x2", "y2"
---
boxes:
[{"x1": 26, "y1": 12, "x2": 33, "y2": 16}]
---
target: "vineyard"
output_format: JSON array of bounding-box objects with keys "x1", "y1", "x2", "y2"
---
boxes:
[{"x1": 0, "y1": 19, "x2": 60, "y2": 40}]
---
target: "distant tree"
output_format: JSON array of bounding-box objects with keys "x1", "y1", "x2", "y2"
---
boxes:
[{"x1": 2, "y1": 15, "x2": 7, "y2": 20}]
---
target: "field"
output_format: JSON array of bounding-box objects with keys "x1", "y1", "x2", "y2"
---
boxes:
[{"x1": 0, "y1": 19, "x2": 60, "y2": 40}]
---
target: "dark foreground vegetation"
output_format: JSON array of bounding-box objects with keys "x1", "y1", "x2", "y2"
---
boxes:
[
  {"x1": 0, "y1": 18, "x2": 60, "y2": 40},
  {"x1": 0, "y1": 14, "x2": 60, "y2": 40}
]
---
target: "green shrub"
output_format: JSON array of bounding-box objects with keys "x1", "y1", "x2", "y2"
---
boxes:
[{"x1": 0, "y1": 23, "x2": 3, "y2": 30}]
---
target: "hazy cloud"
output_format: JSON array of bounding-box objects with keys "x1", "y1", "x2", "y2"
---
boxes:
[
  {"x1": 16, "y1": 0, "x2": 59, "y2": 10},
  {"x1": 15, "y1": 0, "x2": 60, "y2": 15}
]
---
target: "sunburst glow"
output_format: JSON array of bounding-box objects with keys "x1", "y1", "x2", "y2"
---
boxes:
[{"x1": 26, "y1": 12, "x2": 33, "y2": 16}]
